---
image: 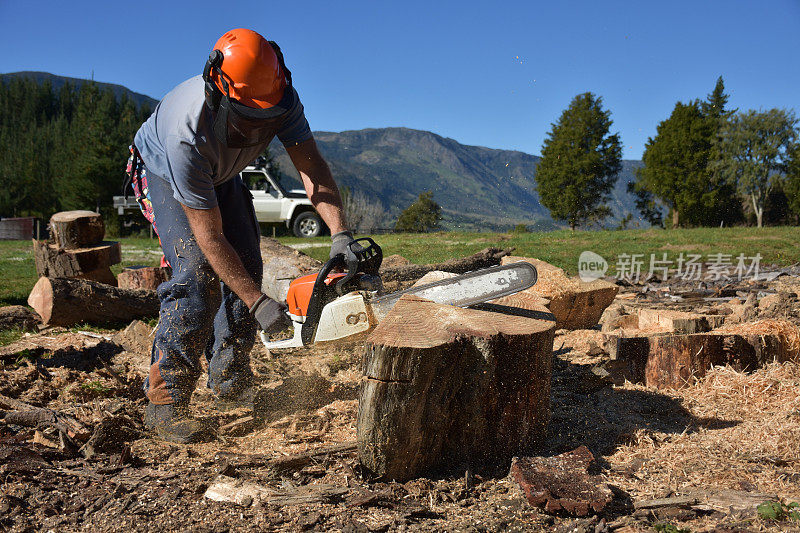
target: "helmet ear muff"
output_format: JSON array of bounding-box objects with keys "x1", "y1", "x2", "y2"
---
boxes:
[{"x1": 203, "y1": 49, "x2": 224, "y2": 110}]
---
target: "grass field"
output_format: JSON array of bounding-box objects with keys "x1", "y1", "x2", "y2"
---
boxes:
[{"x1": 2, "y1": 226, "x2": 798, "y2": 309}]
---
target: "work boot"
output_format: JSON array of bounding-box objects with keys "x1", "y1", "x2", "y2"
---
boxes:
[{"x1": 144, "y1": 403, "x2": 216, "y2": 444}]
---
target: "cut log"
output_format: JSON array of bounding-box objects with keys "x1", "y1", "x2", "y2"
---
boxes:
[
  {"x1": 637, "y1": 308, "x2": 725, "y2": 334},
  {"x1": 645, "y1": 333, "x2": 760, "y2": 389},
  {"x1": 0, "y1": 331, "x2": 121, "y2": 363},
  {"x1": 260, "y1": 237, "x2": 322, "y2": 304},
  {"x1": 49, "y1": 210, "x2": 104, "y2": 249},
  {"x1": 117, "y1": 266, "x2": 171, "y2": 291},
  {"x1": 379, "y1": 247, "x2": 514, "y2": 284},
  {"x1": 604, "y1": 322, "x2": 798, "y2": 389},
  {"x1": 358, "y1": 295, "x2": 555, "y2": 481},
  {"x1": 33, "y1": 240, "x2": 121, "y2": 279},
  {"x1": 0, "y1": 305, "x2": 41, "y2": 331},
  {"x1": 501, "y1": 256, "x2": 618, "y2": 330},
  {"x1": 27, "y1": 277, "x2": 159, "y2": 327}
]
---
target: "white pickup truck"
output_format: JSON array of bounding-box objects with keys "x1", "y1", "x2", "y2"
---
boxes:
[
  {"x1": 241, "y1": 164, "x2": 325, "y2": 238},
  {"x1": 113, "y1": 163, "x2": 325, "y2": 238}
]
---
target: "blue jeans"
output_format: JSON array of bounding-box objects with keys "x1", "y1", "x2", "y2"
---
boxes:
[{"x1": 143, "y1": 173, "x2": 263, "y2": 406}]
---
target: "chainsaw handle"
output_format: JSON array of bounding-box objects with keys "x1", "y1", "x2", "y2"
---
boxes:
[{"x1": 336, "y1": 238, "x2": 382, "y2": 296}]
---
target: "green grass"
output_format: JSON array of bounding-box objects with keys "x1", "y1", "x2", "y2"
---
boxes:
[
  {"x1": 281, "y1": 226, "x2": 800, "y2": 275},
  {"x1": 2, "y1": 226, "x2": 798, "y2": 309}
]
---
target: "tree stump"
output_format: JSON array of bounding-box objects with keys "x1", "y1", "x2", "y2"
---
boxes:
[
  {"x1": 33, "y1": 240, "x2": 121, "y2": 280},
  {"x1": 49, "y1": 210, "x2": 104, "y2": 249},
  {"x1": 118, "y1": 266, "x2": 171, "y2": 291},
  {"x1": 357, "y1": 295, "x2": 555, "y2": 481},
  {"x1": 27, "y1": 277, "x2": 159, "y2": 326}
]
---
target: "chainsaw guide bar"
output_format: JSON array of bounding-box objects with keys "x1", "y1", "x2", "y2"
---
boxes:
[{"x1": 368, "y1": 262, "x2": 538, "y2": 321}]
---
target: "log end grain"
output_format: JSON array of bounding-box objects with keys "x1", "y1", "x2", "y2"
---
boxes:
[{"x1": 27, "y1": 277, "x2": 54, "y2": 325}]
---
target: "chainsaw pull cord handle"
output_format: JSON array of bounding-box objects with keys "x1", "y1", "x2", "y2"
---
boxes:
[{"x1": 301, "y1": 254, "x2": 346, "y2": 346}]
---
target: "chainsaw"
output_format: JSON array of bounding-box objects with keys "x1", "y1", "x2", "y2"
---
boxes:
[{"x1": 260, "y1": 238, "x2": 538, "y2": 349}]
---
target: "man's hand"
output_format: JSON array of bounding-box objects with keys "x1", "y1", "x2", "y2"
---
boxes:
[
  {"x1": 249, "y1": 295, "x2": 291, "y2": 333},
  {"x1": 330, "y1": 230, "x2": 358, "y2": 262}
]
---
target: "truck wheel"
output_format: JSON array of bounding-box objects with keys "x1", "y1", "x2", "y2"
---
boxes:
[{"x1": 292, "y1": 211, "x2": 323, "y2": 238}]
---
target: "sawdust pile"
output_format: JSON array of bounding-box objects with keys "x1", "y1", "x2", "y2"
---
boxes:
[{"x1": 606, "y1": 361, "x2": 800, "y2": 500}]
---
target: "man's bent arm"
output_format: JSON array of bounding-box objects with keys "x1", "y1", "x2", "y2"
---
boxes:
[
  {"x1": 181, "y1": 204, "x2": 263, "y2": 308},
  {"x1": 285, "y1": 139, "x2": 348, "y2": 234}
]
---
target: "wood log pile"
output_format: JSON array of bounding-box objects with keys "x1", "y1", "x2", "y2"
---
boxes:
[
  {"x1": 33, "y1": 211, "x2": 121, "y2": 286},
  {"x1": 26, "y1": 211, "x2": 163, "y2": 327}
]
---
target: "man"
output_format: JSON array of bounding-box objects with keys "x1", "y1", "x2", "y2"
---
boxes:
[{"x1": 131, "y1": 28, "x2": 359, "y2": 443}]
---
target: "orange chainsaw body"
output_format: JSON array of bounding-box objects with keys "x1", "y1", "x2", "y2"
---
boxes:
[{"x1": 286, "y1": 272, "x2": 347, "y2": 317}]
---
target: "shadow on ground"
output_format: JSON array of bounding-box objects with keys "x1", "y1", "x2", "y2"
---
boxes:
[{"x1": 543, "y1": 354, "x2": 740, "y2": 458}]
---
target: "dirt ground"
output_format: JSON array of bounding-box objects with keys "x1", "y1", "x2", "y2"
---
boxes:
[{"x1": 1, "y1": 271, "x2": 800, "y2": 532}]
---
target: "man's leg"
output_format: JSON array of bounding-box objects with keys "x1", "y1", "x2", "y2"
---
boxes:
[
  {"x1": 207, "y1": 176, "x2": 264, "y2": 400},
  {"x1": 143, "y1": 172, "x2": 219, "y2": 441}
]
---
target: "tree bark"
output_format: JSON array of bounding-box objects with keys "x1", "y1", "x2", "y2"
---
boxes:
[
  {"x1": 27, "y1": 277, "x2": 159, "y2": 327},
  {"x1": 357, "y1": 295, "x2": 555, "y2": 481},
  {"x1": 117, "y1": 266, "x2": 171, "y2": 291},
  {"x1": 751, "y1": 194, "x2": 763, "y2": 228},
  {"x1": 49, "y1": 210, "x2": 105, "y2": 249}
]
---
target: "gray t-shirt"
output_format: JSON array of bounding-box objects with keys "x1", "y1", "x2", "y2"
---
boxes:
[{"x1": 134, "y1": 75, "x2": 312, "y2": 209}]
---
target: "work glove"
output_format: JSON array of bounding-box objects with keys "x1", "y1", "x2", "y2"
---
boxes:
[
  {"x1": 330, "y1": 230, "x2": 361, "y2": 264},
  {"x1": 249, "y1": 295, "x2": 291, "y2": 334}
]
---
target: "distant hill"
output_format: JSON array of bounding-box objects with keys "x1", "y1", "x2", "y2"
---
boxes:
[
  {"x1": 3, "y1": 72, "x2": 646, "y2": 229},
  {"x1": 0, "y1": 71, "x2": 158, "y2": 109},
  {"x1": 269, "y1": 128, "x2": 645, "y2": 231}
]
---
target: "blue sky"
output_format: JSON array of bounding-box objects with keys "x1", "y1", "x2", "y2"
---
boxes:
[{"x1": 1, "y1": 0, "x2": 798, "y2": 160}]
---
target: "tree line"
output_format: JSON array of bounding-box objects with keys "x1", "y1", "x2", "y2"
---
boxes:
[
  {"x1": 535, "y1": 78, "x2": 799, "y2": 229},
  {"x1": 0, "y1": 77, "x2": 151, "y2": 220},
  {"x1": 2, "y1": 76, "x2": 797, "y2": 232}
]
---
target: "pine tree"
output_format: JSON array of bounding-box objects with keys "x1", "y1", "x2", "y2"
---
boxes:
[
  {"x1": 395, "y1": 191, "x2": 442, "y2": 232},
  {"x1": 535, "y1": 93, "x2": 621, "y2": 230},
  {"x1": 632, "y1": 78, "x2": 741, "y2": 227}
]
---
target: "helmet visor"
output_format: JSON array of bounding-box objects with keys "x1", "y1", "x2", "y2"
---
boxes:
[{"x1": 214, "y1": 86, "x2": 298, "y2": 148}]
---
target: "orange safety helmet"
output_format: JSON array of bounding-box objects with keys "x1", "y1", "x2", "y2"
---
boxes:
[
  {"x1": 202, "y1": 29, "x2": 298, "y2": 148},
  {"x1": 209, "y1": 28, "x2": 286, "y2": 109}
]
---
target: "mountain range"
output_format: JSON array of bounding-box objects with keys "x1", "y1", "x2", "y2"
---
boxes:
[
  {"x1": 268, "y1": 128, "x2": 644, "y2": 231},
  {"x1": 3, "y1": 71, "x2": 645, "y2": 230},
  {"x1": 0, "y1": 71, "x2": 158, "y2": 109}
]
